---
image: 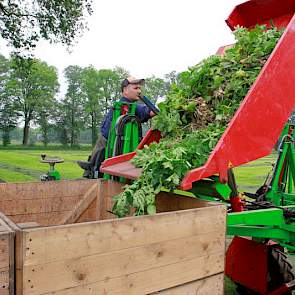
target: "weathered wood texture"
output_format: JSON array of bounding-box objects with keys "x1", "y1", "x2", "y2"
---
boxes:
[
  {"x1": 0, "y1": 180, "x2": 100, "y2": 226},
  {"x1": 151, "y1": 273, "x2": 224, "y2": 294},
  {"x1": 16, "y1": 200, "x2": 226, "y2": 294},
  {"x1": 0, "y1": 214, "x2": 15, "y2": 295}
]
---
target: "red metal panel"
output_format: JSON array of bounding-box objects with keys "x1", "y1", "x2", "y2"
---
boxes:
[
  {"x1": 101, "y1": 161, "x2": 141, "y2": 179},
  {"x1": 100, "y1": 129, "x2": 160, "y2": 176},
  {"x1": 226, "y1": 0, "x2": 295, "y2": 31},
  {"x1": 226, "y1": 237, "x2": 269, "y2": 294}
]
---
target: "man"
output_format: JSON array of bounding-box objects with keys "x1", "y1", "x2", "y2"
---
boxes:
[{"x1": 77, "y1": 76, "x2": 156, "y2": 177}]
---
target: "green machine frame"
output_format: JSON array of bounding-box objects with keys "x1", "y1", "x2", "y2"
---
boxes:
[{"x1": 189, "y1": 124, "x2": 295, "y2": 251}]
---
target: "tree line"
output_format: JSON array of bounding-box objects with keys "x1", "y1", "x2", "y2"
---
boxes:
[{"x1": 0, "y1": 53, "x2": 179, "y2": 147}]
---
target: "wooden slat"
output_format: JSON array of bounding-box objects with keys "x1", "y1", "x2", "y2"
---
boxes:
[
  {"x1": 0, "y1": 196, "x2": 86, "y2": 216},
  {"x1": 0, "y1": 267, "x2": 10, "y2": 294},
  {"x1": 155, "y1": 191, "x2": 212, "y2": 212},
  {"x1": 60, "y1": 184, "x2": 98, "y2": 225},
  {"x1": 0, "y1": 214, "x2": 16, "y2": 295},
  {"x1": 31, "y1": 254, "x2": 224, "y2": 295},
  {"x1": 22, "y1": 231, "x2": 224, "y2": 294},
  {"x1": 17, "y1": 222, "x2": 39, "y2": 229},
  {"x1": 98, "y1": 180, "x2": 124, "y2": 220},
  {"x1": 8, "y1": 207, "x2": 97, "y2": 227},
  {"x1": 0, "y1": 212, "x2": 20, "y2": 232},
  {"x1": 0, "y1": 180, "x2": 98, "y2": 201},
  {"x1": 15, "y1": 230, "x2": 24, "y2": 295},
  {"x1": 76, "y1": 206, "x2": 97, "y2": 223},
  {"x1": 22, "y1": 205, "x2": 226, "y2": 266},
  {"x1": 0, "y1": 233, "x2": 10, "y2": 295},
  {"x1": 0, "y1": 234, "x2": 10, "y2": 267},
  {"x1": 8, "y1": 211, "x2": 72, "y2": 227},
  {"x1": 151, "y1": 273, "x2": 224, "y2": 294}
]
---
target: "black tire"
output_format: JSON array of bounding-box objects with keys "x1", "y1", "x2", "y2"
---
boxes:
[{"x1": 268, "y1": 247, "x2": 294, "y2": 294}]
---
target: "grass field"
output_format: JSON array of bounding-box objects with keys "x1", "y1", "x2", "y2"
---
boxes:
[
  {"x1": 0, "y1": 148, "x2": 91, "y2": 182},
  {"x1": 0, "y1": 148, "x2": 294, "y2": 294},
  {"x1": 0, "y1": 147, "x2": 277, "y2": 187}
]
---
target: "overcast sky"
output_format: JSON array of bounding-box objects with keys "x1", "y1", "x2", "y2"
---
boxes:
[{"x1": 1, "y1": 0, "x2": 244, "y2": 84}]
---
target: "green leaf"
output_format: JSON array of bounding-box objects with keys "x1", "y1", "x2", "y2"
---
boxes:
[{"x1": 147, "y1": 205, "x2": 157, "y2": 215}]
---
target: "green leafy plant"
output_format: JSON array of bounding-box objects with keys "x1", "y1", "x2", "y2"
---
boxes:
[{"x1": 112, "y1": 26, "x2": 283, "y2": 218}]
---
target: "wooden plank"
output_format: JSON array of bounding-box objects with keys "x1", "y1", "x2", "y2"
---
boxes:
[
  {"x1": 76, "y1": 206, "x2": 97, "y2": 223},
  {"x1": 0, "y1": 212, "x2": 20, "y2": 232},
  {"x1": 0, "y1": 196, "x2": 84, "y2": 216},
  {"x1": 22, "y1": 231, "x2": 224, "y2": 294},
  {"x1": 0, "y1": 234, "x2": 10, "y2": 267},
  {"x1": 22, "y1": 205, "x2": 226, "y2": 265},
  {"x1": 0, "y1": 212, "x2": 19, "y2": 295},
  {"x1": 32, "y1": 254, "x2": 224, "y2": 295},
  {"x1": 15, "y1": 230, "x2": 24, "y2": 295},
  {"x1": 155, "y1": 191, "x2": 213, "y2": 212},
  {"x1": 17, "y1": 223, "x2": 39, "y2": 229},
  {"x1": 95, "y1": 179, "x2": 106, "y2": 220},
  {"x1": 0, "y1": 233, "x2": 10, "y2": 295},
  {"x1": 98, "y1": 180, "x2": 124, "y2": 220},
  {"x1": 8, "y1": 207, "x2": 97, "y2": 227},
  {"x1": 60, "y1": 184, "x2": 98, "y2": 225},
  {"x1": 0, "y1": 180, "x2": 98, "y2": 201},
  {"x1": 8, "y1": 211, "x2": 71, "y2": 227},
  {"x1": 151, "y1": 273, "x2": 224, "y2": 294},
  {"x1": 0, "y1": 215, "x2": 16, "y2": 295},
  {"x1": 0, "y1": 267, "x2": 10, "y2": 295}
]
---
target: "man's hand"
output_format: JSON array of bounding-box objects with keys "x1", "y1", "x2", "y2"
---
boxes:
[{"x1": 150, "y1": 111, "x2": 156, "y2": 117}]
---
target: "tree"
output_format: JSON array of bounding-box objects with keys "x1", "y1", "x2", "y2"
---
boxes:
[
  {"x1": 97, "y1": 67, "x2": 129, "y2": 115},
  {"x1": 164, "y1": 71, "x2": 180, "y2": 85},
  {"x1": 142, "y1": 76, "x2": 169, "y2": 103},
  {"x1": 54, "y1": 101, "x2": 71, "y2": 146},
  {"x1": 112, "y1": 66, "x2": 129, "y2": 99},
  {"x1": 0, "y1": 54, "x2": 19, "y2": 145},
  {"x1": 63, "y1": 65, "x2": 85, "y2": 146},
  {"x1": 37, "y1": 109, "x2": 52, "y2": 146},
  {"x1": 81, "y1": 66, "x2": 102, "y2": 146},
  {"x1": 8, "y1": 56, "x2": 59, "y2": 145},
  {"x1": 0, "y1": 0, "x2": 93, "y2": 51},
  {"x1": 81, "y1": 66, "x2": 128, "y2": 145}
]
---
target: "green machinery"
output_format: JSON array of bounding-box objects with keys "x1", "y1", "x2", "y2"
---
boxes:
[
  {"x1": 40, "y1": 154, "x2": 64, "y2": 181},
  {"x1": 187, "y1": 124, "x2": 295, "y2": 294},
  {"x1": 189, "y1": 124, "x2": 295, "y2": 252}
]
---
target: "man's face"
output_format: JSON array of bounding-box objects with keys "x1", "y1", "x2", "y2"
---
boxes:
[{"x1": 123, "y1": 83, "x2": 142, "y2": 101}]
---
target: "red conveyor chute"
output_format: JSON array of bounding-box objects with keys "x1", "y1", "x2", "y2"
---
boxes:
[{"x1": 100, "y1": 0, "x2": 295, "y2": 190}]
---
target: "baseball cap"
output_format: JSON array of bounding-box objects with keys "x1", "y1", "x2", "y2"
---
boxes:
[{"x1": 121, "y1": 76, "x2": 145, "y2": 91}]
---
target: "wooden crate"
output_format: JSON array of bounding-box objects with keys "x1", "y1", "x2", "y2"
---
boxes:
[{"x1": 0, "y1": 179, "x2": 226, "y2": 295}]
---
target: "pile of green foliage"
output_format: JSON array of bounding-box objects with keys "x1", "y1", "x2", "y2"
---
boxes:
[{"x1": 113, "y1": 26, "x2": 283, "y2": 217}]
